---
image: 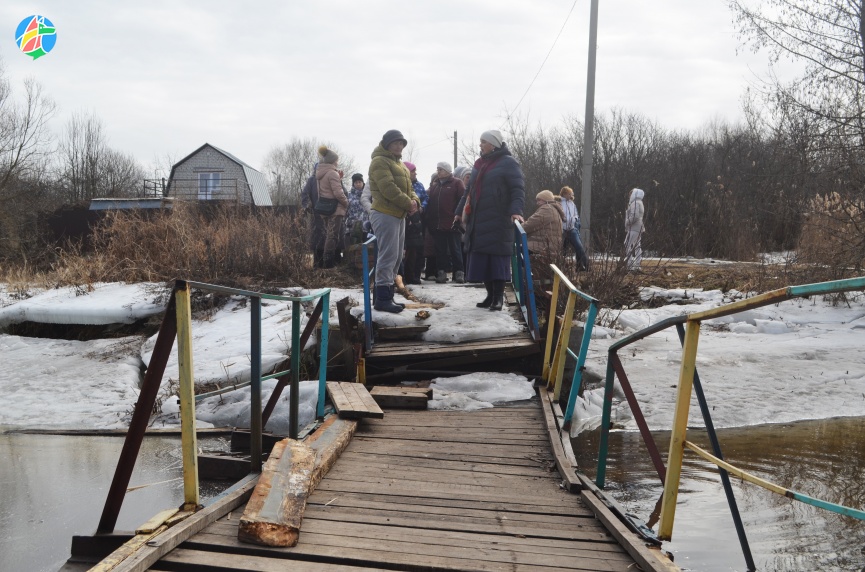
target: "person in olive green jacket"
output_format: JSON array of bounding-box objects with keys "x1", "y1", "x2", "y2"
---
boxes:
[{"x1": 368, "y1": 129, "x2": 420, "y2": 313}]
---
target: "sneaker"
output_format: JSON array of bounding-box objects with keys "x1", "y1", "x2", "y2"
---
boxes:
[
  {"x1": 453, "y1": 271, "x2": 465, "y2": 284},
  {"x1": 435, "y1": 270, "x2": 448, "y2": 284}
]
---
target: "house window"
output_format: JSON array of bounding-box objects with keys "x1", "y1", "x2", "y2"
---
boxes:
[{"x1": 198, "y1": 172, "x2": 221, "y2": 200}]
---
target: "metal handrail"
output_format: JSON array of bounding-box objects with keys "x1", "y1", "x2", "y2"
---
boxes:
[
  {"x1": 540, "y1": 264, "x2": 599, "y2": 429},
  {"x1": 511, "y1": 221, "x2": 540, "y2": 341},
  {"x1": 97, "y1": 279, "x2": 331, "y2": 531},
  {"x1": 360, "y1": 235, "x2": 377, "y2": 352},
  {"x1": 594, "y1": 275, "x2": 865, "y2": 571}
]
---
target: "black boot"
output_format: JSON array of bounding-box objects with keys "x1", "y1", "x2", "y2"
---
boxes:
[
  {"x1": 489, "y1": 280, "x2": 505, "y2": 311},
  {"x1": 476, "y1": 282, "x2": 494, "y2": 308},
  {"x1": 390, "y1": 285, "x2": 405, "y2": 309},
  {"x1": 374, "y1": 285, "x2": 403, "y2": 313}
]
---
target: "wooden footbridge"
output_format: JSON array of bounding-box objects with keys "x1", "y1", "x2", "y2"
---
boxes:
[{"x1": 60, "y1": 229, "x2": 679, "y2": 572}]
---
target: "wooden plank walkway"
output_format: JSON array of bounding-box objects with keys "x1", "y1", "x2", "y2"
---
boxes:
[{"x1": 149, "y1": 403, "x2": 640, "y2": 571}]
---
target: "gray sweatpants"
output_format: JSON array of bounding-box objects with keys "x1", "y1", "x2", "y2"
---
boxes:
[{"x1": 370, "y1": 209, "x2": 406, "y2": 287}]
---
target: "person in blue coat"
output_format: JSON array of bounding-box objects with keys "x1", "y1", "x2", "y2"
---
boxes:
[{"x1": 455, "y1": 130, "x2": 525, "y2": 311}]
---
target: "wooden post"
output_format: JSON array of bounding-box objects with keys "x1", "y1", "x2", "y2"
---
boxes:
[
  {"x1": 551, "y1": 291, "x2": 576, "y2": 400},
  {"x1": 542, "y1": 273, "x2": 561, "y2": 383},
  {"x1": 658, "y1": 319, "x2": 701, "y2": 540},
  {"x1": 175, "y1": 283, "x2": 200, "y2": 510}
]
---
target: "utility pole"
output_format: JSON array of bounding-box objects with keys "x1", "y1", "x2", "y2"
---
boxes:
[
  {"x1": 580, "y1": 0, "x2": 599, "y2": 250},
  {"x1": 453, "y1": 131, "x2": 458, "y2": 169}
]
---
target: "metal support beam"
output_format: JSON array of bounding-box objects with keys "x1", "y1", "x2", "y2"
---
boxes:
[{"x1": 97, "y1": 289, "x2": 178, "y2": 533}]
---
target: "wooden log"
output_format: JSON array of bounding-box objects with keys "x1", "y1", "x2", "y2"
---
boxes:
[
  {"x1": 238, "y1": 439, "x2": 314, "y2": 547},
  {"x1": 369, "y1": 386, "x2": 431, "y2": 409},
  {"x1": 237, "y1": 415, "x2": 357, "y2": 548}
]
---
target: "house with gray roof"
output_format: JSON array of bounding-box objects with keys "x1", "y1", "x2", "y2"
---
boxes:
[{"x1": 166, "y1": 143, "x2": 272, "y2": 206}]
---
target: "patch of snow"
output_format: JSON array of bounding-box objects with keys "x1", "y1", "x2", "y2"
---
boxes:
[
  {"x1": 428, "y1": 372, "x2": 534, "y2": 410},
  {"x1": 0, "y1": 282, "x2": 166, "y2": 328}
]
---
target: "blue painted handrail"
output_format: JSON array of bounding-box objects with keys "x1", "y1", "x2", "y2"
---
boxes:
[
  {"x1": 360, "y1": 235, "x2": 377, "y2": 352},
  {"x1": 511, "y1": 221, "x2": 540, "y2": 341}
]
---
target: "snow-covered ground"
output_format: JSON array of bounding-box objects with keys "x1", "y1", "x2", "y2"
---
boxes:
[
  {"x1": 1, "y1": 280, "x2": 863, "y2": 435},
  {"x1": 570, "y1": 286, "x2": 865, "y2": 436}
]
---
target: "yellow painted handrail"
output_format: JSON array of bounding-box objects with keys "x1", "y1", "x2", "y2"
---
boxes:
[{"x1": 175, "y1": 283, "x2": 200, "y2": 511}]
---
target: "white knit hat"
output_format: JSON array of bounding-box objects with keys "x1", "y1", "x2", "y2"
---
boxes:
[{"x1": 480, "y1": 130, "x2": 503, "y2": 148}]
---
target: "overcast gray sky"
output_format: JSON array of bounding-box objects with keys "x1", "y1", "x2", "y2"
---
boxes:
[{"x1": 1, "y1": 1, "x2": 785, "y2": 183}]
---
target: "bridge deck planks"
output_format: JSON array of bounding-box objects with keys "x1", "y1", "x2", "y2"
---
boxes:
[{"x1": 154, "y1": 402, "x2": 636, "y2": 571}]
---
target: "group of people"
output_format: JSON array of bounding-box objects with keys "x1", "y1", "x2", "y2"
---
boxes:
[{"x1": 304, "y1": 128, "x2": 646, "y2": 314}]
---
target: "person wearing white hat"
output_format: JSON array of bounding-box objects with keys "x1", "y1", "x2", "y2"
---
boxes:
[{"x1": 455, "y1": 130, "x2": 525, "y2": 311}]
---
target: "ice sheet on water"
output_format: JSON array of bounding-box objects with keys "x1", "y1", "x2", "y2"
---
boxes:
[{"x1": 0, "y1": 334, "x2": 143, "y2": 429}]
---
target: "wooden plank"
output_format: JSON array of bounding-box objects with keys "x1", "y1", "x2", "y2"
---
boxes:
[
  {"x1": 578, "y1": 482, "x2": 680, "y2": 572},
  {"x1": 369, "y1": 386, "x2": 430, "y2": 409},
  {"x1": 307, "y1": 490, "x2": 582, "y2": 517},
  {"x1": 349, "y1": 436, "x2": 552, "y2": 459},
  {"x1": 538, "y1": 387, "x2": 583, "y2": 492},
  {"x1": 211, "y1": 515, "x2": 614, "y2": 554},
  {"x1": 304, "y1": 495, "x2": 595, "y2": 527},
  {"x1": 333, "y1": 451, "x2": 556, "y2": 478},
  {"x1": 326, "y1": 382, "x2": 384, "y2": 419},
  {"x1": 325, "y1": 463, "x2": 560, "y2": 490},
  {"x1": 186, "y1": 531, "x2": 620, "y2": 572},
  {"x1": 98, "y1": 473, "x2": 258, "y2": 572},
  {"x1": 327, "y1": 458, "x2": 559, "y2": 484},
  {"x1": 238, "y1": 439, "x2": 314, "y2": 547},
  {"x1": 159, "y1": 547, "x2": 388, "y2": 571},
  {"x1": 348, "y1": 383, "x2": 385, "y2": 418},
  {"x1": 301, "y1": 504, "x2": 611, "y2": 541},
  {"x1": 301, "y1": 506, "x2": 609, "y2": 542},
  {"x1": 344, "y1": 440, "x2": 553, "y2": 468},
  {"x1": 375, "y1": 324, "x2": 430, "y2": 340},
  {"x1": 326, "y1": 381, "x2": 355, "y2": 417},
  {"x1": 315, "y1": 477, "x2": 581, "y2": 508},
  {"x1": 135, "y1": 508, "x2": 179, "y2": 535}
]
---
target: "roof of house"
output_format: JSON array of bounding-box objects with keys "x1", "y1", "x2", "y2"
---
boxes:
[{"x1": 168, "y1": 143, "x2": 273, "y2": 206}]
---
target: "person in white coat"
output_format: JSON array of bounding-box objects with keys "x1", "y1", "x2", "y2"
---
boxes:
[{"x1": 624, "y1": 188, "x2": 645, "y2": 271}]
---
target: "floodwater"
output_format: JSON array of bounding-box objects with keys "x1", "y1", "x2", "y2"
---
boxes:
[
  {"x1": 0, "y1": 432, "x2": 231, "y2": 572},
  {"x1": 2, "y1": 419, "x2": 863, "y2": 572},
  {"x1": 572, "y1": 416, "x2": 865, "y2": 571}
]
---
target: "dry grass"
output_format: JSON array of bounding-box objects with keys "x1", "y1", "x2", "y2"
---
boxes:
[{"x1": 1, "y1": 203, "x2": 360, "y2": 291}]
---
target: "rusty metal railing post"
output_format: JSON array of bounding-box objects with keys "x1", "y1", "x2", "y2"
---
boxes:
[
  {"x1": 250, "y1": 296, "x2": 262, "y2": 473},
  {"x1": 97, "y1": 287, "x2": 178, "y2": 533}
]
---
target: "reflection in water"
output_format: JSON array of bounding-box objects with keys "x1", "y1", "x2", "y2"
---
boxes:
[
  {"x1": 0, "y1": 433, "x2": 231, "y2": 572},
  {"x1": 572, "y1": 417, "x2": 865, "y2": 572}
]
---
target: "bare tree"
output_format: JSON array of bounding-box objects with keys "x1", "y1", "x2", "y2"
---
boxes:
[
  {"x1": 263, "y1": 137, "x2": 356, "y2": 206},
  {"x1": 730, "y1": 1, "x2": 865, "y2": 147},
  {"x1": 0, "y1": 61, "x2": 57, "y2": 258}
]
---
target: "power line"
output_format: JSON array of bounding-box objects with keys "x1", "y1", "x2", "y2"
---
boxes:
[{"x1": 505, "y1": 0, "x2": 579, "y2": 124}]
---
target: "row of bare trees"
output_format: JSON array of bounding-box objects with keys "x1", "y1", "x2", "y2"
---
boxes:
[
  {"x1": 0, "y1": 59, "x2": 147, "y2": 259},
  {"x1": 503, "y1": 0, "x2": 865, "y2": 269}
]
